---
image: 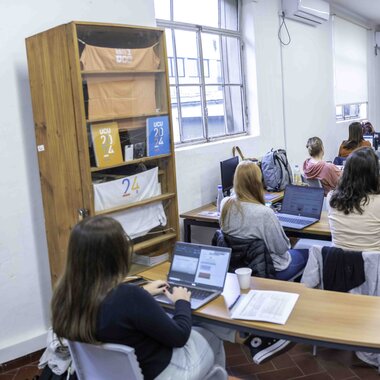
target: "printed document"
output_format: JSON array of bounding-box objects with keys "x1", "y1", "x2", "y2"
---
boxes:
[{"x1": 231, "y1": 290, "x2": 299, "y2": 325}]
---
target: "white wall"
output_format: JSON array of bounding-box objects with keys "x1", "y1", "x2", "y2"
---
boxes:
[{"x1": 0, "y1": 0, "x2": 155, "y2": 364}]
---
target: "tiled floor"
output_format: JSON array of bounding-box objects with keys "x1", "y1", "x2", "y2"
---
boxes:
[
  {"x1": 225, "y1": 342, "x2": 380, "y2": 380},
  {"x1": 0, "y1": 344, "x2": 378, "y2": 379}
]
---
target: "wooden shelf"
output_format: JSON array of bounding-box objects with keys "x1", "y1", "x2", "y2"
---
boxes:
[
  {"x1": 82, "y1": 69, "x2": 165, "y2": 75},
  {"x1": 87, "y1": 111, "x2": 168, "y2": 124},
  {"x1": 91, "y1": 154, "x2": 171, "y2": 172},
  {"x1": 134, "y1": 232, "x2": 177, "y2": 252},
  {"x1": 95, "y1": 193, "x2": 176, "y2": 215},
  {"x1": 129, "y1": 259, "x2": 170, "y2": 276}
]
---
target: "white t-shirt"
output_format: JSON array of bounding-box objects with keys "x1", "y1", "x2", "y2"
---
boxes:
[{"x1": 327, "y1": 192, "x2": 380, "y2": 251}]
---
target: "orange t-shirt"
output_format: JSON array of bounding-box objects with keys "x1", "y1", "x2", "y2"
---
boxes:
[{"x1": 338, "y1": 140, "x2": 371, "y2": 158}]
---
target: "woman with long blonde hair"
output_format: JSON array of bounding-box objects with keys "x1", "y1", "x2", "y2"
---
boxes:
[{"x1": 220, "y1": 160, "x2": 308, "y2": 280}]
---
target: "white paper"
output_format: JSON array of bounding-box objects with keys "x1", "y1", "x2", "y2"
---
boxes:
[
  {"x1": 198, "y1": 210, "x2": 219, "y2": 217},
  {"x1": 231, "y1": 290, "x2": 299, "y2": 325}
]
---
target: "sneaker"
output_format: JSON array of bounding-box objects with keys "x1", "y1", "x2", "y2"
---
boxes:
[{"x1": 245, "y1": 336, "x2": 295, "y2": 364}]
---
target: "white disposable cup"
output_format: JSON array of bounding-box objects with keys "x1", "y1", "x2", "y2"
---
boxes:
[{"x1": 235, "y1": 267, "x2": 252, "y2": 290}]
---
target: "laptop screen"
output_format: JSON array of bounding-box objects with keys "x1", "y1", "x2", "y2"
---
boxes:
[
  {"x1": 168, "y1": 242, "x2": 231, "y2": 291},
  {"x1": 363, "y1": 135, "x2": 374, "y2": 148},
  {"x1": 280, "y1": 185, "x2": 324, "y2": 219}
]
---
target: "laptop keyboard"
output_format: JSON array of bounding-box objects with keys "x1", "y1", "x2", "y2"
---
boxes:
[
  {"x1": 277, "y1": 215, "x2": 311, "y2": 226},
  {"x1": 168, "y1": 283, "x2": 212, "y2": 300},
  {"x1": 190, "y1": 288, "x2": 213, "y2": 300}
]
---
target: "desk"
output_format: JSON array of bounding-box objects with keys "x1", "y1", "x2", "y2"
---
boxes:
[
  {"x1": 180, "y1": 203, "x2": 331, "y2": 243},
  {"x1": 141, "y1": 262, "x2": 380, "y2": 353}
]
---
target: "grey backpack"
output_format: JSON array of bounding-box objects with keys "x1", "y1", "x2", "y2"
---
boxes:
[{"x1": 261, "y1": 149, "x2": 293, "y2": 191}]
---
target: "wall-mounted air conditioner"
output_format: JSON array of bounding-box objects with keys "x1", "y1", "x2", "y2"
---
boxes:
[{"x1": 282, "y1": 0, "x2": 330, "y2": 26}]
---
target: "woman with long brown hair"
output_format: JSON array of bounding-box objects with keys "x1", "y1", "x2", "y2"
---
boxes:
[
  {"x1": 338, "y1": 121, "x2": 371, "y2": 157},
  {"x1": 220, "y1": 160, "x2": 308, "y2": 280},
  {"x1": 51, "y1": 215, "x2": 244, "y2": 380}
]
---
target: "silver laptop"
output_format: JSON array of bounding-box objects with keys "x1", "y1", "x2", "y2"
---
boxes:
[
  {"x1": 276, "y1": 185, "x2": 324, "y2": 230},
  {"x1": 155, "y1": 242, "x2": 231, "y2": 310},
  {"x1": 363, "y1": 134, "x2": 374, "y2": 148}
]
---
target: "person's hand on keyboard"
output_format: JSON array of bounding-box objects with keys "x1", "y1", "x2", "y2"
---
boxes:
[
  {"x1": 164, "y1": 286, "x2": 191, "y2": 304},
  {"x1": 143, "y1": 280, "x2": 169, "y2": 296}
]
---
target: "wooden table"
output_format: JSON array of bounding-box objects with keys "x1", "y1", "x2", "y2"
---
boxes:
[
  {"x1": 180, "y1": 202, "x2": 331, "y2": 243},
  {"x1": 141, "y1": 262, "x2": 380, "y2": 353}
]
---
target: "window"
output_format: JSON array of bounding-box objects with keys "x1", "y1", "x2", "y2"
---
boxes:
[
  {"x1": 333, "y1": 16, "x2": 368, "y2": 121},
  {"x1": 336, "y1": 103, "x2": 367, "y2": 121},
  {"x1": 154, "y1": 0, "x2": 247, "y2": 144}
]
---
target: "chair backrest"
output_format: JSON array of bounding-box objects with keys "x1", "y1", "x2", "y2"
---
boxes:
[
  {"x1": 68, "y1": 341, "x2": 143, "y2": 380},
  {"x1": 301, "y1": 174, "x2": 322, "y2": 188},
  {"x1": 333, "y1": 156, "x2": 346, "y2": 166}
]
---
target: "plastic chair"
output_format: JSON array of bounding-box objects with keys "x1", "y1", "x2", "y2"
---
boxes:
[
  {"x1": 333, "y1": 156, "x2": 346, "y2": 166},
  {"x1": 67, "y1": 341, "x2": 143, "y2": 380},
  {"x1": 301, "y1": 175, "x2": 322, "y2": 188},
  {"x1": 68, "y1": 341, "x2": 228, "y2": 380}
]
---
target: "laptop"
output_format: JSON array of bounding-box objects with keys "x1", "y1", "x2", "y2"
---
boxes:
[
  {"x1": 363, "y1": 134, "x2": 374, "y2": 148},
  {"x1": 276, "y1": 185, "x2": 324, "y2": 230},
  {"x1": 154, "y1": 242, "x2": 231, "y2": 310}
]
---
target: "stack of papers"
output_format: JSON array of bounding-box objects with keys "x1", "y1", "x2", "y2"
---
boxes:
[
  {"x1": 132, "y1": 251, "x2": 169, "y2": 266},
  {"x1": 231, "y1": 290, "x2": 299, "y2": 325}
]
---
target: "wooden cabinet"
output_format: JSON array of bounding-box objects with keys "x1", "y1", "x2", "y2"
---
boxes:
[{"x1": 26, "y1": 22, "x2": 179, "y2": 284}]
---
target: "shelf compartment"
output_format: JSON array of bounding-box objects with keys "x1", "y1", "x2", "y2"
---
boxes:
[
  {"x1": 133, "y1": 231, "x2": 177, "y2": 252},
  {"x1": 95, "y1": 192, "x2": 176, "y2": 215},
  {"x1": 91, "y1": 154, "x2": 171, "y2": 172},
  {"x1": 87, "y1": 111, "x2": 168, "y2": 124},
  {"x1": 82, "y1": 69, "x2": 165, "y2": 75}
]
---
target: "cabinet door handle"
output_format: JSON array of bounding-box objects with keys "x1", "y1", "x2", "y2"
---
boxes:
[{"x1": 78, "y1": 208, "x2": 89, "y2": 221}]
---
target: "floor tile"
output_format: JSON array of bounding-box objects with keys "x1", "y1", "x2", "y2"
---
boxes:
[
  {"x1": 291, "y1": 353, "x2": 324, "y2": 375},
  {"x1": 0, "y1": 371, "x2": 17, "y2": 380},
  {"x1": 272, "y1": 353, "x2": 296, "y2": 370},
  {"x1": 14, "y1": 364, "x2": 41, "y2": 380},
  {"x1": 289, "y1": 372, "x2": 334, "y2": 380},
  {"x1": 256, "y1": 366, "x2": 303, "y2": 380}
]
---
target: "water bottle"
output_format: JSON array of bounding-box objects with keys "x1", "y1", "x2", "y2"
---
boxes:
[
  {"x1": 293, "y1": 165, "x2": 302, "y2": 185},
  {"x1": 216, "y1": 185, "x2": 224, "y2": 214}
]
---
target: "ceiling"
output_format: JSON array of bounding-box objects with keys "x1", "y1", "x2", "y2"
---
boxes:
[{"x1": 328, "y1": 0, "x2": 380, "y2": 27}]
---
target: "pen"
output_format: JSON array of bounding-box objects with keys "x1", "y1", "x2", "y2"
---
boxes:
[{"x1": 228, "y1": 294, "x2": 241, "y2": 311}]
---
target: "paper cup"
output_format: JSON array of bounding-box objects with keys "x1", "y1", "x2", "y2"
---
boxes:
[{"x1": 235, "y1": 267, "x2": 252, "y2": 290}]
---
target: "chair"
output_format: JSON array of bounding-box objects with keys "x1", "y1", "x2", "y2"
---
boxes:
[
  {"x1": 333, "y1": 156, "x2": 346, "y2": 166},
  {"x1": 301, "y1": 174, "x2": 322, "y2": 188},
  {"x1": 67, "y1": 341, "x2": 143, "y2": 380},
  {"x1": 301, "y1": 246, "x2": 380, "y2": 366},
  {"x1": 68, "y1": 341, "x2": 228, "y2": 380}
]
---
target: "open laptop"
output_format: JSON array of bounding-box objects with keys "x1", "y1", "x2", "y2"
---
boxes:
[
  {"x1": 155, "y1": 242, "x2": 231, "y2": 310},
  {"x1": 276, "y1": 185, "x2": 324, "y2": 230},
  {"x1": 363, "y1": 134, "x2": 374, "y2": 148}
]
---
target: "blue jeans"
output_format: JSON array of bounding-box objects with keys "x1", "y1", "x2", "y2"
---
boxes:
[{"x1": 275, "y1": 249, "x2": 309, "y2": 281}]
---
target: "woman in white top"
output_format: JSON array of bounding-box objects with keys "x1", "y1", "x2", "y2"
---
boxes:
[
  {"x1": 327, "y1": 147, "x2": 380, "y2": 251},
  {"x1": 220, "y1": 160, "x2": 308, "y2": 280}
]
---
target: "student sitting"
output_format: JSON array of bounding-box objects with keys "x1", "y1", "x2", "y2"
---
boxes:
[
  {"x1": 51, "y1": 216, "x2": 294, "y2": 378},
  {"x1": 303, "y1": 136, "x2": 341, "y2": 196},
  {"x1": 220, "y1": 160, "x2": 309, "y2": 281},
  {"x1": 338, "y1": 121, "x2": 371, "y2": 158},
  {"x1": 362, "y1": 121, "x2": 375, "y2": 136},
  {"x1": 327, "y1": 147, "x2": 380, "y2": 251}
]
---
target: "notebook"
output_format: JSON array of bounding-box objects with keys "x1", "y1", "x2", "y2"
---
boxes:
[
  {"x1": 276, "y1": 185, "x2": 324, "y2": 230},
  {"x1": 155, "y1": 242, "x2": 231, "y2": 310}
]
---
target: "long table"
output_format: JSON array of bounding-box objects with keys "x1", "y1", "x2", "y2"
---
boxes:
[
  {"x1": 180, "y1": 203, "x2": 331, "y2": 243},
  {"x1": 141, "y1": 262, "x2": 380, "y2": 353}
]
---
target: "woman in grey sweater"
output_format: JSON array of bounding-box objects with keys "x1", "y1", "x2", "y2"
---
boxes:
[{"x1": 220, "y1": 160, "x2": 308, "y2": 280}]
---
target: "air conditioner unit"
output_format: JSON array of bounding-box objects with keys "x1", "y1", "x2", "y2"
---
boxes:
[{"x1": 282, "y1": 0, "x2": 330, "y2": 26}]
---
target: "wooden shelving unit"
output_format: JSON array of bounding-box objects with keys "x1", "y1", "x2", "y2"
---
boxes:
[{"x1": 26, "y1": 22, "x2": 179, "y2": 284}]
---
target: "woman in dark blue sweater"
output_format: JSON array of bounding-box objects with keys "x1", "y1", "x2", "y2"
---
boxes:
[{"x1": 51, "y1": 216, "x2": 235, "y2": 379}]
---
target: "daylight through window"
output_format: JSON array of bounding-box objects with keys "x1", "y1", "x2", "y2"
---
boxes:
[{"x1": 154, "y1": 0, "x2": 247, "y2": 144}]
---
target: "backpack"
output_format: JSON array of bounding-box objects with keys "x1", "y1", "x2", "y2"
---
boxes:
[{"x1": 261, "y1": 149, "x2": 293, "y2": 191}]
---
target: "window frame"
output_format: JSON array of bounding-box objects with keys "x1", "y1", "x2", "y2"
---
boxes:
[{"x1": 156, "y1": 2, "x2": 248, "y2": 145}]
